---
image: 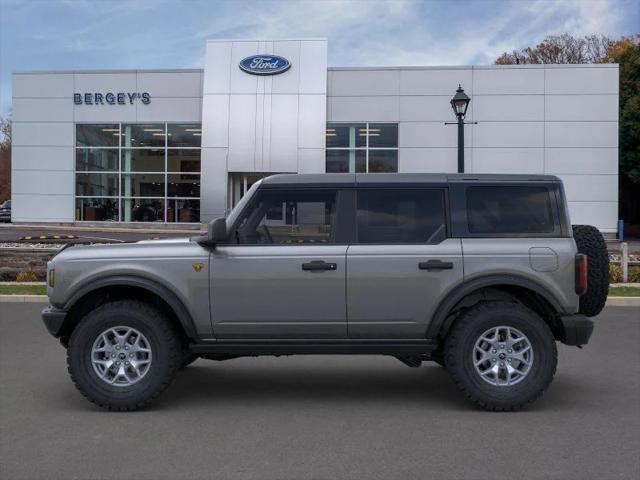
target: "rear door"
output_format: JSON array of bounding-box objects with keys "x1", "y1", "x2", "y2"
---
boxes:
[{"x1": 346, "y1": 187, "x2": 463, "y2": 338}]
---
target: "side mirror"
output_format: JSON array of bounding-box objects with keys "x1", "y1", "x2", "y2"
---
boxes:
[{"x1": 208, "y1": 217, "x2": 228, "y2": 244}]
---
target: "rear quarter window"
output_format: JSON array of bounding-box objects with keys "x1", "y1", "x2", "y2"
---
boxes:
[{"x1": 466, "y1": 186, "x2": 555, "y2": 235}]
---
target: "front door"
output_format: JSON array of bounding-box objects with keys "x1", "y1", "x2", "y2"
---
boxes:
[
  {"x1": 211, "y1": 187, "x2": 348, "y2": 339},
  {"x1": 347, "y1": 187, "x2": 463, "y2": 338}
]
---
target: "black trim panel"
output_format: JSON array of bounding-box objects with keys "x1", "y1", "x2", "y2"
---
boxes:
[
  {"x1": 62, "y1": 275, "x2": 198, "y2": 339},
  {"x1": 426, "y1": 274, "x2": 567, "y2": 339},
  {"x1": 559, "y1": 314, "x2": 594, "y2": 346},
  {"x1": 42, "y1": 307, "x2": 67, "y2": 337},
  {"x1": 190, "y1": 339, "x2": 437, "y2": 356}
]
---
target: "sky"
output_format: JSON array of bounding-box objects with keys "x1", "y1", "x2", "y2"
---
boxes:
[{"x1": 0, "y1": 0, "x2": 638, "y2": 116}]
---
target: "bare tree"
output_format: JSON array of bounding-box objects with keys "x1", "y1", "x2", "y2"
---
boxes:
[
  {"x1": 0, "y1": 116, "x2": 11, "y2": 202},
  {"x1": 495, "y1": 34, "x2": 610, "y2": 64}
]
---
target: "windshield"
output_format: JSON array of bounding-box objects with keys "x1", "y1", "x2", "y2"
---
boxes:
[
  {"x1": 1, "y1": 200, "x2": 10, "y2": 208},
  {"x1": 225, "y1": 179, "x2": 263, "y2": 227}
]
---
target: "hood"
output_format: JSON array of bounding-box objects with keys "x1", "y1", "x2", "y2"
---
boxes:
[
  {"x1": 52, "y1": 237, "x2": 198, "y2": 262},
  {"x1": 136, "y1": 237, "x2": 193, "y2": 244}
]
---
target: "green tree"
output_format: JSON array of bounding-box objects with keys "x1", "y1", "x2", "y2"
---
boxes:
[
  {"x1": 602, "y1": 35, "x2": 640, "y2": 224},
  {"x1": 495, "y1": 33, "x2": 640, "y2": 225},
  {"x1": 601, "y1": 35, "x2": 640, "y2": 183}
]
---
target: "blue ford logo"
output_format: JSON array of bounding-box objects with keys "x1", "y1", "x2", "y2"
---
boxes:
[{"x1": 239, "y1": 55, "x2": 291, "y2": 75}]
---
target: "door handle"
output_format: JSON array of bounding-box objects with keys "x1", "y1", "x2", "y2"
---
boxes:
[
  {"x1": 302, "y1": 260, "x2": 337, "y2": 272},
  {"x1": 419, "y1": 260, "x2": 454, "y2": 271}
]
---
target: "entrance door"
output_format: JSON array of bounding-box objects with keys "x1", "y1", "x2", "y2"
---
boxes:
[
  {"x1": 211, "y1": 187, "x2": 348, "y2": 338},
  {"x1": 346, "y1": 187, "x2": 463, "y2": 338}
]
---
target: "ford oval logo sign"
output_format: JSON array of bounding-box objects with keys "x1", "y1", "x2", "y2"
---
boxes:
[{"x1": 239, "y1": 55, "x2": 291, "y2": 75}]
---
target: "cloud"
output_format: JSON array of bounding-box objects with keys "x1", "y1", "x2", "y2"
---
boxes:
[{"x1": 0, "y1": 0, "x2": 635, "y2": 115}]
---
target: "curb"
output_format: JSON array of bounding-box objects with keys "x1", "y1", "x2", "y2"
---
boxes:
[
  {"x1": 1, "y1": 295, "x2": 640, "y2": 306},
  {"x1": 0, "y1": 295, "x2": 49, "y2": 303},
  {"x1": 0, "y1": 223, "x2": 204, "y2": 234},
  {"x1": 605, "y1": 297, "x2": 640, "y2": 306}
]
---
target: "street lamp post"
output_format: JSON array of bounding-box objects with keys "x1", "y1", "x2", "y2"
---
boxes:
[{"x1": 447, "y1": 85, "x2": 473, "y2": 173}]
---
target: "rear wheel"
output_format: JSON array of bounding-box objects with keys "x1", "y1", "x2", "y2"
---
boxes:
[
  {"x1": 67, "y1": 300, "x2": 182, "y2": 411},
  {"x1": 444, "y1": 301, "x2": 557, "y2": 411},
  {"x1": 572, "y1": 224, "x2": 609, "y2": 317}
]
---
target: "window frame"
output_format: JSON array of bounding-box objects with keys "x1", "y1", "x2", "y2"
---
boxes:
[
  {"x1": 353, "y1": 186, "x2": 450, "y2": 245},
  {"x1": 74, "y1": 122, "x2": 202, "y2": 223},
  {"x1": 223, "y1": 186, "x2": 353, "y2": 246},
  {"x1": 325, "y1": 122, "x2": 399, "y2": 173}
]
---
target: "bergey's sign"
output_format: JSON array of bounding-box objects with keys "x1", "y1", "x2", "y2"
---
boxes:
[
  {"x1": 239, "y1": 55, "x2": 291, "y2": 75},
  {"x1": 74, "y1": 92, "x2": 151, "y2": 105}
]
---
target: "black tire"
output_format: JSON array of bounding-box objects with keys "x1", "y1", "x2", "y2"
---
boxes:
[
  {"x1": 67, "y1": 300, "x2": 182, "y2": 411},
  {"x1": 444, "y1": 301, "x2": 557, "y2": 411},
  {"x1": 572, "y1": 224, "x2": 609, "y2": 317}
]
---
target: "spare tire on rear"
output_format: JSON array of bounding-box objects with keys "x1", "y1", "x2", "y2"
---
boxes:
[{"x1": 572, "y1": 225, "x2": 609, "y2": 317}]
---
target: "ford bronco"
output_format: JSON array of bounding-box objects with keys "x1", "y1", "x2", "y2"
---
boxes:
[{"x1": 42, "y1": 174, "x2": 609, "y2": 411}]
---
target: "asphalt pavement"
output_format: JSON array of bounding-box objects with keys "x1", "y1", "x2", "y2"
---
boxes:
[{"x1": 1, "y1": 303, "x2": 639, "y2": 480}]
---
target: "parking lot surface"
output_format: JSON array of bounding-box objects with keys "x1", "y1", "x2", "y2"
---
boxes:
[{"x1": 1, "y1": 304, "x2": 639, "y2": 480}]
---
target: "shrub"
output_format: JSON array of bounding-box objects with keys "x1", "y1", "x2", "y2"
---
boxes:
[
  {"x1": 610, "y1": 264, "x2": 640, "y2": 283},
  {"x1": 609, "y1": 264, "x2": 622, "y2": 283},
  {"x1": 629, "y1": 266, "x2": 640, "y2": 283},
  {"x1": 16, "y1": 268, "x2": 38, "y2": 282}
]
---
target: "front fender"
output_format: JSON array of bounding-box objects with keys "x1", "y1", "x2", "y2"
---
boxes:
[{"x1": 62, "y1": 274, "x2": 199, "y2": 340}]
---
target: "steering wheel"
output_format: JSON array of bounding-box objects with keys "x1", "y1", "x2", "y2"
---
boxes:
[{"x1": 258, "y1": 224, "x2": 273, "y2": 244}]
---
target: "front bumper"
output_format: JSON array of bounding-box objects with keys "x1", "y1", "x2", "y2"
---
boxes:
[
  {"x1": 559, "y1": 314, "x2": 594, "y2": 346},
  {"x1": 42, "y1": 306, "x2": 68, "y2": 338}
]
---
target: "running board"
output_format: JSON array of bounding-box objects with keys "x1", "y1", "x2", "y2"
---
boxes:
[{"x1": 189, "y1": 339, "x2": 437, "y2": 356}]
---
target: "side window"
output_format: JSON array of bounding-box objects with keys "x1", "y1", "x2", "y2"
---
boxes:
[
  {"x1": 232, "y1": 189, "x2": 337, "y2": 245},
  {"x1": 466, "y1": 186, "x2": 554, "y2": 234},
  {"x1": 356, "y1": 189, "x2": 447, "y2": 244}
]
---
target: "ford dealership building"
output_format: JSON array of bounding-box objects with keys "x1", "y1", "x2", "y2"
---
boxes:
[{"x1": 11, "y1": 39, "x2": 619, "y2": 232}]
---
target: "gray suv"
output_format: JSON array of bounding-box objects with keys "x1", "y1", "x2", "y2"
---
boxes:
[{"x1": 42, "y1": 174, "x2": 609, "y2": 411}]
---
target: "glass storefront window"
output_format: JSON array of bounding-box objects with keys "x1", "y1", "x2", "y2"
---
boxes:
[
  {"x1": 168, "y1": 174, "x2": 200, "y2": 197},
  {"x1": 121, "y1": 199, "x2": 165, "y2": 222},
  {"x1": 76, "y1": 124, "x2": 120, "y2": 147},
  {"x1": 167, "y1": 199, "x2": 200, "y2": 223},
  {"x1": 121, "y1": 174, "x2": 165, "y2": 197},
  {"x1": 368, "y1": 123, "x2": 398, "y2": 148},
  {"x1": 121, "y1": 124, "x2": 166, "y2": 147},
  {"x1": 326, "y1": 150, "x2": 366, "y2": 173},
  {"x1": 75, "y1": 198, "x2": 119, "y2": 221},
  {"x1": 167, "y1": 149, "x2": 200, "y2": 173},
  {"x1": 121, "y1": 149, "x2": 165, "y2": 172},
  {"x1": 76, "y1": 173, "x2": 119, "y2": 197},
  {"x1": 168, "y1": 124, "x2": 202, "y2": 147},
  {"x1": 368, "y1": 150, "x2": 398, "y2": 172},
  {"x1": 75, "y1": 148, "x2": 118, "y2": 171},
  {"x1": 326, "y1": 123, "x2": 366, "y2": 148},
  {"x1": 75, "y1": 123, "x2": 201, "y2": 223},
  {"x1": 326, "y1": 122, "x2": 398, "y2": 173}
]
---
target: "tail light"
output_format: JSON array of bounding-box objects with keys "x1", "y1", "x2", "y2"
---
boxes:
[{"x1": 575, "y1": 254, "x2": 588, "y2": 295}]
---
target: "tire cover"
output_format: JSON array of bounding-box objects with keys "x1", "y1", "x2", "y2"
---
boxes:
[{"x1": 572, "y1": 225, "x2": 609, "y2": 317}]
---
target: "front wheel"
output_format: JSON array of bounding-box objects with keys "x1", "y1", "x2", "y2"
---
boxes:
[
  {"x1": 444, "y1": 301, "x2": 557, "y2": 411},
  {"x1": 67, "y1": 300, "x2": 183, "y2": 411}
]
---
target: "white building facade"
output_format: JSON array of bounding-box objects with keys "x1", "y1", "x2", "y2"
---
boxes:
[{"x1": 11, "y1": 38, "x2": 619, "y2": 232}]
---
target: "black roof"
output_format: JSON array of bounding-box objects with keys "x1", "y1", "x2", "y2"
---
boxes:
[{"x1": 261, "y1": 173, "x2": 560, "y2": 186}]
